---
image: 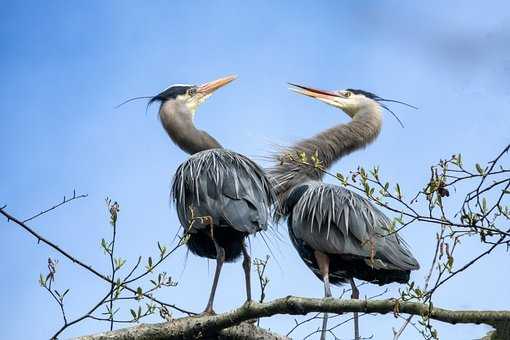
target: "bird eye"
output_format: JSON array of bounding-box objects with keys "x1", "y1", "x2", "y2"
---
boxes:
[
  {"x1": 344, "y1": 91, "x2": 352, "y2": 98},
  {"x1": 187, "y1": 88, "x2": 197, "y2": 96}
]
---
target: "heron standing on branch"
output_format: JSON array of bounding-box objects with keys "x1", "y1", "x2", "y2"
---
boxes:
[
  {"x1": 270, "y1": 83, "x2": 420, "y2": 339},
  {"x1": 150, "y1": 75, "x2": 275, "y2": 314}
]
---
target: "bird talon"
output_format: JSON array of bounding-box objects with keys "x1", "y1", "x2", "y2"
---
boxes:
[
  {"x1": 200, "y1": 308, "x2": 216, "y2": 316},
  {"x1": 242, "y1": 299, "x2": 253, "y2": 308}
]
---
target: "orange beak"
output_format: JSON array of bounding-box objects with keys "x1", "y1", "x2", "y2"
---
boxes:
[
  {"x1": 288, "y1": 82, "x2": 346, "y2": 101},
  {"x1": 197, "y1": 75, "x2": 237, "y2": 96}
]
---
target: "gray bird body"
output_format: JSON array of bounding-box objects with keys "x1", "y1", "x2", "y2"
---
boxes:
[
  {"x1": 150, "y1": 75, "x2": 275, "y2": 313},
  {"x1": 286, "y1": 181, "x2": 418, "y2": 284},
  {"x1": 171, "y1": 148, "x2": 274, "y2": 261},
  {"x1": 270, "y1": 88, "x2": 419, "y2": 286}
]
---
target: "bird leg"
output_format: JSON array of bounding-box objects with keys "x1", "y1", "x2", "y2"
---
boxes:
[
  {"x1": 203, "y1": 225, "x2": 225, "y2": 315},
  {"x1": 241, "y1": 240, "x2": 252, "y2": 303},
  {"x1": 314, "y1": 250, "x2": 331, "y2": 340},
  {"x1": 350, "y1": 278, "x2": 360, "y2": 340}
]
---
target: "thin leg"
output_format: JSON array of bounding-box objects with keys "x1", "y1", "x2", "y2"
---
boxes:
[
  {"x1": 241, "y1": 240, "x2": 252, "y2": 302},
  {"x1": 350, "y1": 278, "x2": 360, "y2": 340},
  {"x1": 203, "y1": 227, "x2": 225, "y2": 315},
  {"x1": 314, "y1": 251, "x2": 331, "y2": 340}
]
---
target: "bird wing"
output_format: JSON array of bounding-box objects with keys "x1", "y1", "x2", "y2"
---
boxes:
[
  {"x1": 171, "y1": 149, "x2": 275, "y2": 235},
  {"x1": 289, "y1": 182, "x2": 419, "y2": 271}
]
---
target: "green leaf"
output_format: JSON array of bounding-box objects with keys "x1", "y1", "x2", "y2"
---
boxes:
[
  {"x1": 370, "y1": 166, "x2": 380, "y2": 180},
  {"x1": 395, "y1": 183, "x2": 402, "y2": 199},
  {"x1": 146, "y1": 303, "x2": 156, "y2": 314},
  {"x1": 136, "y1": 286, "x2": 143, "y2": 300},
  {"x1": 481, "y1": 197, "x2": 487, "y2": 213},
  {"x1": 447, "y1": 255, "x2": 454, "y2": 272},
  {"x1": 414, "y1": 287, "x2": 422, "y2": 297},
  {"x1": 146, "y1": 257, "x2": 154, "y2": 272},
  {"x1": 114, "y1": 257, "x2": 126, "y2": 270},
  {"x1": 475, "y1": 163, "x2": 485, "y2": 175},
  {"x1": 101, "y1": 238, "x2": 110, "y2": 253},
  {"x1": 157, "y1": 242, "x2": 167, "y2": 258},
  {"x1": 130, "y1": 309, "x2": 137, "y2": 319}
]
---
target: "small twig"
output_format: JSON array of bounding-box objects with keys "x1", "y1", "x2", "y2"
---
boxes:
[
  {"x1": 51, "y1": 290, "x2": 112, "y2": 339},
  {"x1": 23, "y1": 191, "x2": 88, "y2": 223},
  {"x1": 426, "y1": 233, "x2": 506, "y2": 297},
  {"x1": 254, "y1": 255, "x2": 270, "y2": 304},
  {"x1": 106, "y1": 199, "x2": 120, "y2": 331},
  {"x1": 0, "y1": 207, "x2": 195, "y2": 316}
]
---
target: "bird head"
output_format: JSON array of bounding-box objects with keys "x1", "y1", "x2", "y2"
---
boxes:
[
  {"x1": 288, "y1": 83, "x2": 415, "y2": 127},
  {"x1": 149, "y1": 75, "x2": 237, "y2": 116}
]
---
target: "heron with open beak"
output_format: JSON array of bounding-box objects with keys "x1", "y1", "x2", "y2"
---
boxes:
[{"x1": 270, "y1": 82, "x2": 419, "y2": 339}]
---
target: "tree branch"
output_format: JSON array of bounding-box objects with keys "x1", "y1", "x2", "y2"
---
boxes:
[
  {"x1": 0, "y1": 206, "x2": 193, "y2": 315},
  {"x1": 75, "y1": 297, "x2": 510, "y2": 340},
  {"x1": 77, "y1": 321, "x2": 289, "y2": 340}
]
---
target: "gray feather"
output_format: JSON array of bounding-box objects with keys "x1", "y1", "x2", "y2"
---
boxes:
[
  {"x1": 268, "y1": 114, "x2": 382, "y2": 219},
  {"x1": 171, "y1": 149, "x2": 275, "y2": 235},
  {"x1": 268, "y1": 99, "x2": 419, "y2": 285},
  {"x1": 290, "y1": 181, "x2": 419, "y2": 271}
]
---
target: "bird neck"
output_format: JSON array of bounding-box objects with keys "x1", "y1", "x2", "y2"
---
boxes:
[
  {"x1": 305, "y1": 104, "x2": 382, "y2": 172},
  {"x1": 159, "y1": 100, "x2": 223, "y2": 155},
  {"x1": 270, "y1": 103, "x2": 382, "y2": 204}
]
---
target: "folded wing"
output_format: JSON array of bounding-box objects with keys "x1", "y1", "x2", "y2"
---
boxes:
[
  {"x1": 171, "y1": 149, "x2": 275, "y2": 234},
  {"x1": 289, "y1": 182, "x2": 419, "y2": 276}
]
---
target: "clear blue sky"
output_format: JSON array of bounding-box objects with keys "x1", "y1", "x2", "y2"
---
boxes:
[{"x1": 1, "y1": 1, "x2": 509, "y2": 339}]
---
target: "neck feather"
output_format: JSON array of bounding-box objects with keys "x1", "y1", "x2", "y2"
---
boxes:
[
  {"x1": 270, "y1": 104, "x2": 382, "y2": 203},
  {"x1": 159, "y1": 100, "x2": 222, "y2": 155}
]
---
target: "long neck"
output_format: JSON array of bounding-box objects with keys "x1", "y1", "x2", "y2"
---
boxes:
[
  {"x1": 159, "y1": 100, "x2": 222, "y2": 155},
  {"x1": 270, "y1": 104, "x2": 382, "y2": 203}
]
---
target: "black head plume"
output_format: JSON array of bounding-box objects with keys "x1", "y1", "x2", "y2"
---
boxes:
[
  {"x1": 148, "y1": 85, "x2": 193, "y2": 106},
  {"x1": 114, "y1": 96, "x2": 153, "y2": 109},
  {"x1": 346, "y1": 88, "x2": 417, "y2": 128},
  {"x1": 115, "y1": 85, "x2": 194, "y2": 114},
  {"x1": 346, "y1": 89, "x2": 380, "y2": 100}
]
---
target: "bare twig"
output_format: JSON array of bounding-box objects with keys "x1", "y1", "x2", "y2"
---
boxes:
[
  {"x1": 0, "y1": 207, "x2": 194, "y2": 316},
  {"x1": 23, "y1": 190, "x2": 88, "y2": 223}
]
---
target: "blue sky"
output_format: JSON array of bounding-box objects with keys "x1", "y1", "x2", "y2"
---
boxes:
[{"x1": 1, "y1": 1, "x2": 509, "y2": 339}]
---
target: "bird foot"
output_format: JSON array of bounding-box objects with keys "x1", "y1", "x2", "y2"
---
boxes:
[
  {"x1": 242, "y1": 299, "x2": 254, "y2": 308},
  {"x1": 199, "y1": 307, "x2": 216, "y2": 316},
  {"x1": 241, "y1": 300, "x2": 258, "y2": 323}
]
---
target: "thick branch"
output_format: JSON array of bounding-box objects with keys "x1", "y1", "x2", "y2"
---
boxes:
[
  {"x1": 77, "y1": 321, "x2": 288, "y2": 340},
  {"x1": 75, "y1": 297, "x2": 510, "y2": 339}
]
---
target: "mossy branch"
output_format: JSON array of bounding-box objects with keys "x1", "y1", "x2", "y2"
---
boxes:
[{"x1": 76, "y1": 296, "x2": 510, "y2": 340}]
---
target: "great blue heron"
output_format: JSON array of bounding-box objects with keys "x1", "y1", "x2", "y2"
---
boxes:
[
  {"x1": 270, "y1": 83, "x2": 420, "y2": 339},
  {"x1": 149, "y1": 75, "x2": 275, "y2": 314}
]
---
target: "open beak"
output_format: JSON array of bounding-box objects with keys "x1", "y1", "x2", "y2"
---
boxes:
[
  {"x1": 197, "y1": 75, "x2": 237, "y2": 96},
  {"x1": 288, "y1": 83, "x2": 345, "y2": 102}
]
